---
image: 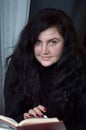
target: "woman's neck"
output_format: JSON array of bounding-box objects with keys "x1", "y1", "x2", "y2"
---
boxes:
[{"x1": 37, "y1": 62, "x2": 58, "y2": 72}]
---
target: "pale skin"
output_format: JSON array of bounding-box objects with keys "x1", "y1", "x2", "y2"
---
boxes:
[{"x1": 24, "y1": 27, "x2": 64, "y2": 119}]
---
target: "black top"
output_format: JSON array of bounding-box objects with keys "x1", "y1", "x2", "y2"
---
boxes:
[{"x1": 4, "y1": 63, "x2": 86, "y2": 130}]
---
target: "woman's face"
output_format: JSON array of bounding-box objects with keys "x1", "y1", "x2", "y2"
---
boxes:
[{"x1": 34, "y1": 27, "x2": 64, "y2": 67}]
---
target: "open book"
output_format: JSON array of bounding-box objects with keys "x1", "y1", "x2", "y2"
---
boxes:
[{"x1": 0, "y1": 115, "x2": 66, "y2": 130}]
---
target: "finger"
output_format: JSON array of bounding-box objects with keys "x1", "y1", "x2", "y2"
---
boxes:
[
  {"x1": 38, "y1": 105, "x2": 47, "y2": 113},
  {"x1": 33, "y1": 107, "x2": 44, "y2": 117},
  {"x1": 23, "y1": 113, "x2": 33, "y2": 119},
  {"x1": 28, "y1": 109, "x2": 39, "y2": 118}
]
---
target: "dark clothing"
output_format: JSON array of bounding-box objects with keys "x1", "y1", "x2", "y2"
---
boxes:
[{"x1": 4, "y1": 63, "x2": 86, "y2": 130}]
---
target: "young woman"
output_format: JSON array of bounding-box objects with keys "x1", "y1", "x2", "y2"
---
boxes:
[{"x1": 4, "y1": 8, "x2": 86, "y2": 130}]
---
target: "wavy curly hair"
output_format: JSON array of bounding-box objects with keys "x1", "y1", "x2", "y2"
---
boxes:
[{"x1": 4, "y1": 8, "x2": 86, "y2": 121}]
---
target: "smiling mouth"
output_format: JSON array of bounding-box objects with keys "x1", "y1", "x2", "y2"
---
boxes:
[{"x1": 41, "y1": 56, "x2": 51, "y2": 60}]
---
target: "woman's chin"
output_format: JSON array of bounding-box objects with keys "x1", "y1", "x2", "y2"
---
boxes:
[{"x1": 40, "y1": 61, "x2": 55, "y2": 67}]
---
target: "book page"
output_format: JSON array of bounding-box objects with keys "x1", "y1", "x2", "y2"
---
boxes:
[
  {"x1": 19, "y1": 117, "x2": 59, "y2": 126},
  {"x1": 0, "y1": 115, "x2": 18, "y2": 128},
  {"x1": 0, "y1": 123, "x2": 14, "y2": 130}
]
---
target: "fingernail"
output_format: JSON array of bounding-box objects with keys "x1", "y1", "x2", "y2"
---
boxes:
[
  {"x1": 44, "y1": 108, "x2": 47, "y2": 112},
  {"x1": 28, "y1": 114, "x2": 33, "y2": 117},
  {"x1": 36, "y1": 114, "x2": 40, "y2": 117},
  {"x1": 41, "y1": 114, "x2": 44, "y2": 117}
]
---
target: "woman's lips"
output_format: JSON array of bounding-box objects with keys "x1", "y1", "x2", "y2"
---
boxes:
[{"x1": 41, "y1": 56, "x2": 51, "y2": 60}]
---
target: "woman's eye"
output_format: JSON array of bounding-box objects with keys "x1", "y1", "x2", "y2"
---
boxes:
[
  {"x1": 35, "y1": 41, "x2": 41, "y2": 45},
  {"x1": 49, "y1": 41, "x2": 57, "y2": 45}
]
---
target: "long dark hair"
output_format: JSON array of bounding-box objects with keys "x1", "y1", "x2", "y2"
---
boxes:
[{"x1": 4, "y1": 8, "x2": 86, "y2": 121}]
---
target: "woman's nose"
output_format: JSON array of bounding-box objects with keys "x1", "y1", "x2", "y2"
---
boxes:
[{"x1": 41, "y1": 44, "x2": 49, "y2": 54}]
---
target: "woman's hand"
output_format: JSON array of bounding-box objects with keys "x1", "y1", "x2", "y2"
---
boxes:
[{"x1": 23, "y1": 105, "x2": 47, "y2": 119}]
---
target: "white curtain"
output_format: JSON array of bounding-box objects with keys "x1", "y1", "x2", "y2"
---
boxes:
[{"x1": 0, "y1": 0, "x2": 31, "y2": 114}]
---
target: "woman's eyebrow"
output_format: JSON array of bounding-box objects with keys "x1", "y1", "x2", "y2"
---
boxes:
[
  {"x1": 37, "y1": 38, "x2": 59, "y2": 42},
  {"x1": 47, "y1": 38, "x2": 59, "y2": 42}
]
